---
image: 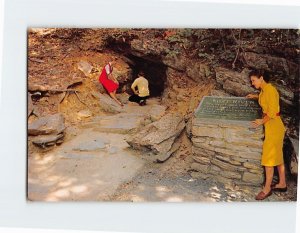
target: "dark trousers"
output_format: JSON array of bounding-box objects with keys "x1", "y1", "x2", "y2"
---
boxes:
[{"x1": 128, "y1": 94, "x2": 148, "y2": 104}]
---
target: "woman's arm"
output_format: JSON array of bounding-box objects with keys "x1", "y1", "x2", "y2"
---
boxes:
[
  {"x1": 108, "y1": 73, "x2": 119, "y2": 84},
  {"x1": 246, "y1": 93, "x2": 259, "y2": 99},
  {"x1": 252, "y1": 115, "x2": 270, "y2": 127}
]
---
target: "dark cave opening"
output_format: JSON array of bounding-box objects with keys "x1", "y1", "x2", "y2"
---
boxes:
[{"x1": 124, "y1": 55, "x2": 167, "y2": 97}]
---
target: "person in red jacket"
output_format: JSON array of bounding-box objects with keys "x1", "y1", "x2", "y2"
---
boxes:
[{"x1": 99, "y1": 61, "x2": 123, "y2": 106}]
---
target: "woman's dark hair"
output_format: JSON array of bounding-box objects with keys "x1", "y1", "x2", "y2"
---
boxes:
[{"x1": 248, "y1": 69, "x2": 271, "y2": 83}]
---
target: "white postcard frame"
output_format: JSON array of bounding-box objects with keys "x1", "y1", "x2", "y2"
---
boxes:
[{"x1": 0, "y1": 0, "x2": 299, "y2": 232}]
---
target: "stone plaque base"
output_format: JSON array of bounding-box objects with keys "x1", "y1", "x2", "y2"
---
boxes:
[{"x1": 191, "y1": 96, "x2": 264, "y2": 186}]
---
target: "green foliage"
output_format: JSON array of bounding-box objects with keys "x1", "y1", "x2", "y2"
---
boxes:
[
  {"x1": 178, "y1": 29, "x2": 194, "y2": 37},
  {"x1": 168, "y1": 49, "x2": 180, "y2": 56},
  {"x1": 198, "y1": 52, "x2": 209, "y2": 58},
  {"x1": 219, "y1": 50, "x2": 236, "y2": 62},
  {"x1": 167, "y1": 33, "x2": 183, "y2": 43}
]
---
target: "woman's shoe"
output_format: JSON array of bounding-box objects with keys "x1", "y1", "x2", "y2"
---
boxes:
[
  {"x1": 271, "y1": 183, "x2": 277, "y2": 189},
  {"x1": 272, "y1": 186, "x2": 287, "y2": 192},
  {"x1": 255, "y1": 190, "x2": 272, "y2": 200}
]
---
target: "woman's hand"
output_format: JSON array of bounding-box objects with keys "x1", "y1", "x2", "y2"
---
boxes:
[
  {"x1": 251, "y1": 119, "x2": 264, "y2": 128},
  {"x1": 109, "y1": 74, "x2": 119, "y2": 84},
  {"x1": 246, "y1": 93, "x2": 259, "y2": 99}
]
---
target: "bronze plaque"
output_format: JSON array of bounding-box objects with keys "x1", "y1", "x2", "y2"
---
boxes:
[{"x1": 195, "y1": 96, "x2": 261, "y2": 121}]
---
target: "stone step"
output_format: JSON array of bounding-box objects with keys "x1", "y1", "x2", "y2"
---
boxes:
[
  {"x1": 80, "y1": 113, "x2": 149, "y2": 134},
  {"x1": 80, "y1": 104, "x2": 167, "y2": 134}
]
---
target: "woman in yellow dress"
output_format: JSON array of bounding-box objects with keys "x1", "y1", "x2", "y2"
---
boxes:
[{"x1": 247, "y1": 69, "x2": 287, "y2": 200}]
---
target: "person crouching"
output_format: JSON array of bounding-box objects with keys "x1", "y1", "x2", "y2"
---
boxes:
[{"x1": 129, "y1": 72, "x2": 150, "y2": 106}]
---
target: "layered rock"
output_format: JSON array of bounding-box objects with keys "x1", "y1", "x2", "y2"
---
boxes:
[
  {"x1": 215, "y1": 67, "x2": 294, "y2": 107},
  {"x1": 111, "y1": 62, "x2": 133, "y2": 85},
  {"x1": 289, "y1": 138, "x2": 299, "y2": 177},
  {"x1": 162, "y1": 53, "x2": 187, "y2": 71},
  {"x1": 28, "y1": 113, "x2": 65, "y2": 136},
  {"x1": 77, "y1": 61, "x2": 93, "y2": 77},
  {"x1": 32, "y1": 133, "x2": 64, "y2": 147},
  {"x1": 130, "y1": 38, "x2": 169, "y2": 58},
  {"x1": 28, "y1": 75, "x2": 83, "y2": 92},
  {"x1": 243, "y1": 52, "x2": 299, "y2": 81},
  {"x1": 209, "y1": 89, "x2": 232, "y2": 97},
  {"x1": 28, "y1": 113, "x2": 65, "y2": 148},
  {"x1": 126, "y1": 113, "x2": 185, "y2": 162},
  {"x1": 91, "y1": 92, "x2": 124, "y2": 113},
  {"x1": 28, "y1": 93, "x2": 34, "y2": 117},
  {"x1": 215, "y1": 67, "x2": 255, "y2": 97},
  {"x1": 186, "y1": 62, "x2": 212, "y2": 82},
  {"x1": 77, "y1": 109, "x2": 92, "y2": 120}
]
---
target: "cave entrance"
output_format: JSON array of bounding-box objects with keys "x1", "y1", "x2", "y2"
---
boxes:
[{"x1": 125, "y1": 55, "x2": 167, "y2": 97}]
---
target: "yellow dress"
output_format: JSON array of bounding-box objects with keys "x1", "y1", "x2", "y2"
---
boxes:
[{"x1": 258, "y1": 83, "x2": 286, "y2": 166}]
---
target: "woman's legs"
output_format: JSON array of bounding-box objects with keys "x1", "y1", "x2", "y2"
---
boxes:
[
  {"x1": 262, "y1": 166, "x2": 274, "y2": 194},
  {"x1": 275, "y1": 163, "x2": 286, "y2": 188},
  {"x1": 109, "y1": 91, "x2": 123, "y2": 106}
]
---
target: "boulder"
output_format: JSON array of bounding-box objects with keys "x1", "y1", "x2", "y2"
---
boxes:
[
  {"x1": 215, "y1": 67, "x2": 250, "y2": 85},
  {"x1": 130, "y1": 38, "x2": 169, "y2": 58},
  {"x1": 28, "y1": 75, "x2": 83, "y2": 92},
  {"x1": 223, "y1": 79, "x2": 254, "y2": 97},
  {"x1": 162, "y1": 53, "x2": 187, "y2": 71},
  {"x1": 31, "y1": 133, "x2": 64, "y2": 148},
  {"x1": 92, "y1": 81, "x2": 106, "y2": 94},
  {"x1": 118, "y1": 93, "x2": 130, "y2": 104},
  {"x1": 243, "y1": 52, "x2": 299, "y2": 81},
  {"x1": 77, "y1": 61, "x2": 92, "y2": 77},
  {"x1": 148, "y1": 105, "x2": 166, "y2": 122},
  {"x1": 98, "y1": 93, "x2": 124, "y2": 113},
  {"x1": 215, "y1": 67, "x2": 294, "y2": 106},
  {"x1": 77, "y1": 109, "x2": 92, "y2": 119},
  {"x1": 127, "y1": 113, "x2": 185, "y2": 161},
  {"x1": 289, "y1": 138, "x2": 299, "y2": 176},
  {"x1": 112, "y1": 65, "x2": 132, "y2": 84},
  {"x1": 209, "y1": 89, "x2": 232, "y2": 97},
  {"x1": 215, "y1": 67, "x2": 256, "y2": 97},
  {"x1": 28, "y1": 93, "x2": 34, "y2": 117},
  {"x1": 155, "y1": 138, "x2": 181, "y2": 162},
  {"x1": 273, "y1": 84, "x2": 294, "y2": 107},
  {"x1": 186, "y1": 63, "x2": 211, "y2": 82},
  {"x1": 28, "y1": 113, "x2": 65, "y2": 136}
]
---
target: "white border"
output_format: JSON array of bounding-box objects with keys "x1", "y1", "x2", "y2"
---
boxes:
[
  {"x1": 0, "y1": 0, "x2": 3, "y2": 106},
  {"x1": 0, "y1": 0, "x2": 299, "y2": 233}
]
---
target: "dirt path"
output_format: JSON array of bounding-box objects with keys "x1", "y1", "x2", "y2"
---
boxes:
[
  {"x1": 112, "y1": 155, "x2": 298, "y2": 202},
  {"x1": 28, "y1": 98, "x2": 164, "y2": 201}
]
